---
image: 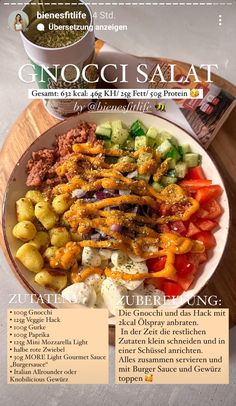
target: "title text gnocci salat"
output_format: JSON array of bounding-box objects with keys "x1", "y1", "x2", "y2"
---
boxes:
[{"x1": 18, "y1": 63, "x2": 219, "y2": 84}]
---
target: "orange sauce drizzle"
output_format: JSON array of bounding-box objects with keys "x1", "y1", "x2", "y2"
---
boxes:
[{"x1": 49, "y1": 142, "x2": 203, "y2": 284}]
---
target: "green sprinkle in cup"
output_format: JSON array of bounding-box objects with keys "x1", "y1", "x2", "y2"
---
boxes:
[{"x1": 21, "y1": 0, "x2": 96, "y2": 119}]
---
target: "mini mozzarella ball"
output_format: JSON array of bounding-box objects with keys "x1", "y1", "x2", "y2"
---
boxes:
[
  {"x1": 127, "y1": 283, "x2": 146, "y2": 308},
  {"x1": 128, "y1": 252, "x2": 146, "y2": 263},
  {"x1": 13, "y1": 221, "x2": 37, "y2": 242},
  {"x1": 128, "y1": 284, "x2": 165, "y2": 308},
  {"x1": 101, "y1": 278, "x2": 128, "y2": 316},
  {"x1": 82, "y1": 247, "x2": 102, "y2": 267},
  {"x1": 146, "y1": 285, "x2": 165, "y2": 306},
  {"x1": 99, "y1": 249, "x2": 113, "y2": 260},
  {"x1": 114, "y1": 259, "x2": 148, "y2": 291},
  {"x1": 85, "y1": 273, "x2": 105, "y2": 308},
  {"x1": 85, "y1": 273, "x2": 104, "y2": 292},
  {"x1": 61, "y1": 283, "x2": 96, "y2": 307},
  {"x1": 144, "y1": 245, "x2": 158, "y2": 253},
  {"x1": 111, "y1": 250, "x2": 128, "y2": 267},
  {"x1": 100, "y1": 259, "x2": 109, "y2": 269}
]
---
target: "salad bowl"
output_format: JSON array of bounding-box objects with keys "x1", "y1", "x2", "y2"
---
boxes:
[{"x1": 2, "y1": 112, "x2": 229, "y2": 325}]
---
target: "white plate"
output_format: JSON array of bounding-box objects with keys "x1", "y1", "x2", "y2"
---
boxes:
[{"x1": 3, "y1": 112, "x2": 230, "y2": 325}]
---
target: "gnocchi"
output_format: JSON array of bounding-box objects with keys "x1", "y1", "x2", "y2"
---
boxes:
[
  {"x1": 29, "y1": 231, "x2": 50, "y2": 251},
  {"x1": 35, "y1": 201, "x2": 58, "y2": 230},
  {"x1": 13, "y1": 221, "x2": 37, "y2": 241},
  {"x1": 34, "y1": 269, "x2": 67, "y2": 292},
  {"x1": 52, "y1": 193, "x2": 73, "y2": 215},
  {"x1": 16, "y1": 198, "x2": 34, "y2": 222},
  {"x1": 60, "y1": 213, "x2": 70, "y2": 227},
  {"x1": 16, "y1": 243, "x2": 44, "y2": 273},
  {"x1": 43, "y1": 246, "x2": 58, "y2": 261},
  {"x1": 70, "y1": 231, "x2": 83, "y2": 242},
  {"x1": 49, "y1": 227, "x2": 71, "y2": 247},
  {"x1": 25, "y1": 190, "x2": 45, "y2": 204}
]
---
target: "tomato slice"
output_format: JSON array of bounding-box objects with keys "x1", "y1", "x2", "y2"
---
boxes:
[
  {"x1": 188, "y1": 253, "x2": 203, "y2": 267},
  {"x1": 198, "y1": 251, "x2": 208, "y2": 264},
  {"x1": 175, "y1": 254, "x2": 195, "y2": 276},
  {"x1": 176, "y1": 273, "x2": 195, "y2": 291},
  {"x1": 186, "y1": 221, "x2": 201, "y2": 237},
  {"x1": 200, "y1": 199, "x2": 223, "y2": 220},
  {"x1": 163, "y1": 281, "x2": 184, "y2": 297},
  {"x1": 165, "y1": 253, "x2": 203, "y2": 293},
  {"x1": 146, "y1": 256, "x2": 166, "y2": 273},
  {"x1": 196, "y1": 208, "x2": 209, "y2": 219},
  {"x1": 193, "y1": 231, "x2": 216, "y2": 249},
  {"x1": 170, "y1": 220, "x2": 187, "y2": 236},
  {"x1": 195, "y1": 185, "x2": 223, "y2": 204},
  {"x1": 195, "y1": 219, "x2": 218, "y2": 231},
  {"x1": 185, "y1": 166, "x2": 205, "y2": 180},
  {"x1": 146, "y1": 277, "x2": 165, "y2": 290},
  {"x1": 179, "y1": 179, "x2": 212, "y2": 192}
]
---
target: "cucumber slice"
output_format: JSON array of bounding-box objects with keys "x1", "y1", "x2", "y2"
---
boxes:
[
  {"x1": 124, "y1": 138, "x2": 135, "y2": 151},
  {"x1": 175, "y1": 161, "x2": 188, "y2": 178},
  {"x1": 156, "y1": 139, "x2": 172, "y2": 156},
  {"x1": 106, "y1": 156, "x2": 118, "y2": 164},
  {"x1": 155, "y1": 131, "x2": 173, "y2": 146},
  {"x1": 146, "y1": 127, "x2": 158, "y2": 139},
  {"x1": 161, "y1": 176, "x2": 178, "y2": 185},
  {"x1": 147, "y1": 137, "x2": 157, "y2": 149},
  {"x1": 166, "y1": 146, "x2": 180, "y2": 161},
  {"x1": 111, "y1": 128, "x2": 129, "y2": 145},
  {"x1": 152, "y1": 182, "x2": 163, "y2": 192},
  {"x1": 179, "y1": 143, "x2": 190, "y2": 155},
  {"x1": 137, "y1": 152, "x2": 153, "y2": 166},
  {"x1": 135, "y1": 136, "x2": 147, "y2": 150},
  {"x1": 101, "y1": 121, "x2": 112, "y2": 129},
  {"x1": 95, "y1": 126, "x2": 112, "y2": 139},
  {"x1": 169, "y1": 158, "x2": 176, "y2": 169},
  {"x1": 104, "y1": 140, "x2": 112, "y2": 149},
  {"x1": 111, "y1": 120, "x2": 123, "y2": 132},
  {"x1": 138, "y1": 174, "x2": 150, "y2": 183},
  {"x1": 166, "y1": 169, "x2": 176, "y2": 177},
  {"x1": 183, "y1": 153, "x2": 199, "y2": 168},
  {"x1": 110, "y1": 144, "x2": 120, "y2": 150},
  {"x1": 130, "y1": 120, "x2": 147, "y2": 137}
]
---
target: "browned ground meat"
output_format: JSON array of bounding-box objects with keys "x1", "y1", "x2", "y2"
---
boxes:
[
  {"x1": 26, "y1": 121, "x2": 101, "y2": 191},
  {"x1": 26, "y1": 149, "x2": 56, "y2": 187},
  {"x1": 56, "y1": 121, "x2": 99, "y2": 157}
]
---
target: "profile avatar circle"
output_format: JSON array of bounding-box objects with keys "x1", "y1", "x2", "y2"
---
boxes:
[{"x1": 8, "y1": 10, "x2": 29, "y2": 32}]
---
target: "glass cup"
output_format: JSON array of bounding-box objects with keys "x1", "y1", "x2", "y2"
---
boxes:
[{"x1": 21, "y1": 0, "x2": 96, "y2": 119}]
